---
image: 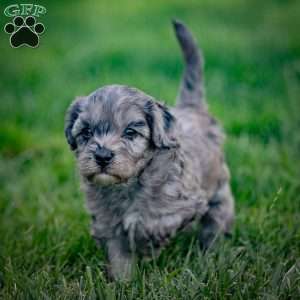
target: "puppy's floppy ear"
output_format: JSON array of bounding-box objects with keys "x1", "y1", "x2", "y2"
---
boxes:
[
  {"x1": 144, "y1": 100, "x2": 178, "y2": 149},
  {"x1": 64, "y1": 97, "x2": 86, "y2": 150}
]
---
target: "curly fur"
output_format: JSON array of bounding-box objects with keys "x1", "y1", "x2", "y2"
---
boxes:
[{"x1": 65, "y1": 20, "x2": 234, "y2": 280}]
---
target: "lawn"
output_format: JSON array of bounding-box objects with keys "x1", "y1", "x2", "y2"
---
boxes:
[{"x1": 0, "y1": 0, "x2": 299, "y2": 299}]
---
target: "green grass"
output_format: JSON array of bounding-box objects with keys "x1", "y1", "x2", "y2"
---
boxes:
[{"x1": 0, "y1": 0, "x2": 300, "y2": 299}]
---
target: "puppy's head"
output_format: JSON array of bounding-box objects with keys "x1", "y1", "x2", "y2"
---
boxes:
[{"x1": 65, "y1": 85, "x2": 177, "y2": 186}]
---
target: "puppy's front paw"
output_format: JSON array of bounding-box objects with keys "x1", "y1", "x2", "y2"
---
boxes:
[
  {"x1": 123, "y1": 213, "x2": 149, "y2": 250},
  {"x1": 123, "y1": 212, "x2": 140, "y2": 232}
]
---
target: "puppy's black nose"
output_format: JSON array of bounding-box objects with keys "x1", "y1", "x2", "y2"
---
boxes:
[{"x1": 94, "y1": 146, "x2": 114, "y2": 167}]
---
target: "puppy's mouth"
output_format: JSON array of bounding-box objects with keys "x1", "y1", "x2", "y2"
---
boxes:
[{"x1": 87, "y1": 170, "x2": 123, "y2": 186}]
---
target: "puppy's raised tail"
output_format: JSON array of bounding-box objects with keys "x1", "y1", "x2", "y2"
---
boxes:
[{"x1": 173, "y1": 20, "x2": 205, "y2": 109}]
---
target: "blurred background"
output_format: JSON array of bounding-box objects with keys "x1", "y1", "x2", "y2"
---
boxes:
[{"x1": 0, "y1": 0, "x2": 299, "y2": 299}]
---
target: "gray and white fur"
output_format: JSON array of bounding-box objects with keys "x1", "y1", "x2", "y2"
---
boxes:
[{"x1": 65, "y1": 20, "x2": 234, "y2": 280}]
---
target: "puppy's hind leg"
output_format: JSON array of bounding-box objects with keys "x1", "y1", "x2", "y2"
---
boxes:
[{"x1": 199, "y1": 181, "x2": 234, "y2": 251}]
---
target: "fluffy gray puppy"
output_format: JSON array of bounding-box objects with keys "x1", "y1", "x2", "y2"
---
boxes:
[{"x1": 65, "y1": 20, "x2": 234, "y2": 280}]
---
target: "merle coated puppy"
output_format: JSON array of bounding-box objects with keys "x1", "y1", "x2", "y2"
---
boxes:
[{"x1": 65, "y1": 20, "x2": 234, "y2": 280}]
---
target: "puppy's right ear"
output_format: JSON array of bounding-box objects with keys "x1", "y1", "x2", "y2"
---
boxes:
[{"x1": 64, "y1": 97, "x2": 86, "y2": 150}]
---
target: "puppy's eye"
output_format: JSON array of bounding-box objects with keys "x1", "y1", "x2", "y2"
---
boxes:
[
  {"x1": 81, "y1": 127, "x2": 92, "y2": 140},
  {"x1": 123, "y1": 128, "x2": 138, "y2": 140}
]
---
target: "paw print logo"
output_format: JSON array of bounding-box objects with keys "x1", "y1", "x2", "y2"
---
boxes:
[{"x1": 4, "y1": 16, "x2": 45, "y2": 48}]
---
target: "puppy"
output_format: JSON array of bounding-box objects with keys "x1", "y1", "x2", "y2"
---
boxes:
[{"x1": 65, "y1": 20, "x2": 234, "y2": 280}]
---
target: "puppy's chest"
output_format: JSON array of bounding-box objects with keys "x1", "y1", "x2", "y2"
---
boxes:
[
  {"x1": 87, "y1": 184, "x2": 135, "y2": 219},
  {"x1": 88, "y1": 172, "x2": 208, "y2": 243},
  {"x1": 87, "y1": 182, "x2": 141, "y2": 238}
]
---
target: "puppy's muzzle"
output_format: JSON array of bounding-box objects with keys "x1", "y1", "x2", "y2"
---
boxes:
[{"x1": 94, "y1": 145, "x2": 114, "y2": 168}]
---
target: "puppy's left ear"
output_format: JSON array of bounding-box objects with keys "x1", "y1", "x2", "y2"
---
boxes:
[
  {"x1": 64, "y1": 97, "x2": 86, "y2": 151},
  {"x1": 144, "y1": 100, "x2": 178, "y2": 149}
]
